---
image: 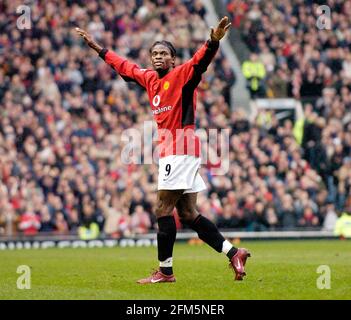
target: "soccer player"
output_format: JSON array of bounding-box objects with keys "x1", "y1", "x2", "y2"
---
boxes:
[{"x1": 75, "y1": 16, "x2": 250, "y2": 283}]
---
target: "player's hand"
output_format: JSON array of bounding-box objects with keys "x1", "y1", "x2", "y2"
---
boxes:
[
  {"x1": 210, "y1": 16, "x2": 231, "y2": 41},
  {"x1": 75, "y1": 27, "x2": 103, "y2": 53},
  {"x1": 75, "y1": 27, "x2": 94, "y2": 45}
]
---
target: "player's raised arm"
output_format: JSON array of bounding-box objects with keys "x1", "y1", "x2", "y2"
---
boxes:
[
  {"x1": 209, "y1": 16, "x2": 232, "y2": 42},
  {"x1": 75, "y1": 27, "x2": 104, "y2": 54},
  {"x1": 183, "y1": 16, "x2": 232, "y2": 77},
  {"x1": 75, "y1": 27, "x2": 148, "y2": 88}
]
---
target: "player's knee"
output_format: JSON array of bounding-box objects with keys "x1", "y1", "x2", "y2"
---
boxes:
[
  {"x1": 179, "y1": 210, "x2": 197, "y2": 224},
  {"x1": 155, "y1": 200, "x2": 174, "y2": 217}
]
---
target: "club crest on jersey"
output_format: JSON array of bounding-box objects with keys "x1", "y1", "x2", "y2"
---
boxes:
[{"x1": 163, "y1": 81, "x2": 170, "y2": 90}]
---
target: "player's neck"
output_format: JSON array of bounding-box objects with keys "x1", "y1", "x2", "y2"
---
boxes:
[{"x1": 157, "y1": 68, "x2": 172, "y2": 79}]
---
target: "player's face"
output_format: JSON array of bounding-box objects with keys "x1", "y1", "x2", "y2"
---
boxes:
[{"x1": 150, "y1": 45, "x2": 175, "y2": 71}]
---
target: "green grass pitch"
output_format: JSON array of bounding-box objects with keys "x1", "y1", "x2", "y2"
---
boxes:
[{"x1": 0, "y1": 240, "x2": 350, "y2": 300}]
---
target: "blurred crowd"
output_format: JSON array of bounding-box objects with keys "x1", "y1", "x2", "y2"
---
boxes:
[
  {"x1": 0, "y1": 0, "x2": 349, "y2": 238},
  {"x1": 229, "y1": 0, "x2": 351, "y2": 103},
  {"x1": 227, "y1": 0, "x2": 351, "y2": 224}
]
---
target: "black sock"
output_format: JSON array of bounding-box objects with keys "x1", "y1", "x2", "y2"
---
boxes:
[
  {"x1": 226, "y1": 247, "x2": 238, "y2": 260},
  {"x1": 189, "y1": 215, "x2": 226, "y2": 253},
  {"x1": 157, "y1": 216, "x2": 176, "y2": 274},
  {"x1": 160, "y1": 267, "x2": 173, "y2": 276}
]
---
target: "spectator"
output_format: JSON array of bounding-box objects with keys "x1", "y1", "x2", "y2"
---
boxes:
[
  {"x1": 100, "y1": 195, "x2": 131, "y2": 237},
  {"x1": 322, "y1": 202, "x2": 338, "y2": 231},
  {"x1": 216, "y1": 204, "x2": 244, "y2": 229},
  {"x1": 0, "y1": 203, "x2": 18, "y2": 236},
  {"x1": 78, "y1": 222, "x2": 100, "y2": 240},
  {"x1": 40, "y1": 206, "x2": 56, "y2": 232},
  {"x1": 266, "y1": 67, "x2": 289, "y2": 98},
  {"x1": 130, "y1": 205, "x2": 151, "y2": 235},
  {"x1": 298, "y1": 206, "x2": 319, "y2": 228},
  {"x1": 18, "y1": 205, "x2": 41, "y2": 236},
  {"x1": 217, "y1": 58, "x2": 236, "y2": 105},
  {"x1": 67, "y1": 208, "x2": 80, "y2": 232},
  {"x1": 55, "y1": 212, "x2": 69, "y2": 234},
  {"x1": 277, "y1": 194, "x2": 297, "y2": 230},
  {"x1": 242, "y1": 53, "x2": 266, "y2": 98},
  {"x1": 78, "y1": 200, "x2": 100, "y2": 240},
  {"x1": 334, "y1": 208, "x2": 351, "y2": 239},
  {"x1": 249, "y1": 201, "x2": 270, "y2": 231}
]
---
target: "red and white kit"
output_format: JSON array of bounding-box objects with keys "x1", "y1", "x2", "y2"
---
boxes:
[{"x1": 100, "y1": 40, "x2": 219, "y2": 192}]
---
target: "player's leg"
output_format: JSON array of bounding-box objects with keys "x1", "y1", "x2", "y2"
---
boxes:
[
  {"x1": 176, "y1": 192, "x2": 250, "y2": 280},
  {"x1": 176, "y1": 192, "x2": 237, "y2": 257},
  {"x1": 155, "y1": 189, "x2": 183, "y2": 276},
  {"x1": 137, "y1": 189, "x2": 183, "y2": 284}
]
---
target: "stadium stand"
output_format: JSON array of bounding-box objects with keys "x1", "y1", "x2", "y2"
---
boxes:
[{"x1": 0, "y1": 0, "x2": 350, "y2": 238}]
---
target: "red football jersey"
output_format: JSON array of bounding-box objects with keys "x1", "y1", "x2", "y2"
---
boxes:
[{"x1": 100, "y1": 40, "x2": 219, "y2": 158}]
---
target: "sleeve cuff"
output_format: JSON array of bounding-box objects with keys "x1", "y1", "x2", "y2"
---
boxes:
[
  {"x1": 99, "y1": 48, "x2": 108, "y2": 60},
  {"x1": 207, "y1": 40, "x2": 220, "y2": 50}
]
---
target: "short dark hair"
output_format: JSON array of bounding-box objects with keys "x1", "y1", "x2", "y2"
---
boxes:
[{"x1": 149, "y1": 40, "x2": 176, "y2": 57}]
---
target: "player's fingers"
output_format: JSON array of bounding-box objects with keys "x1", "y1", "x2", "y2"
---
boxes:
[
  {"x1": 218, "y1": 16, "x2": 228, "y2": 28},
  {"x1": 224, "y1": 23, "x2": 232, "y2": 32},
  {"x1": 79, "y1": 32, "x2": 88, "y2": 40},
  {"x1": 218, "y1": 20, "x2": 225, "y2": 28},
  {"x1": 75, "y1": 28, "x2": 87, "y2": 37}
]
